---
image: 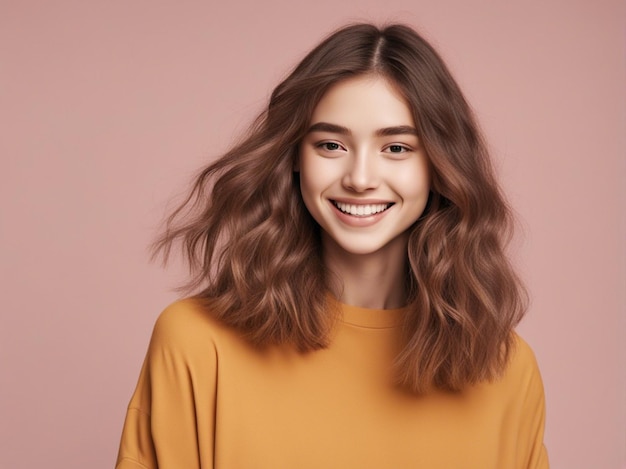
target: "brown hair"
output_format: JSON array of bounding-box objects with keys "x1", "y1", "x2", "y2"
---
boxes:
[{"x1": 153, "y1": 23, "x2": 527, "y2": 393}]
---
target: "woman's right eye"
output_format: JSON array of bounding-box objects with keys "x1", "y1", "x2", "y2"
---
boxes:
[{"x1": 317, "y1": 142, "x2": 344, "y2": 151}]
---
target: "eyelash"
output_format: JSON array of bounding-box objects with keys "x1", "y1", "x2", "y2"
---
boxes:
[
  {"x1": 315, "y1": 142, "x2": 412, "y2": 153},
  {"x1": 316, "y1": 141, "x2": 345, "y2": 152},
  {"x1": 384, "y1": 144, "x2": 411, "y2": 153}
]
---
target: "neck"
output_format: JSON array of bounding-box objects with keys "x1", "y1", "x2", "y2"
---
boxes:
[{"x1": 323, "y1": 235, "x2": 409, "y2": 310}]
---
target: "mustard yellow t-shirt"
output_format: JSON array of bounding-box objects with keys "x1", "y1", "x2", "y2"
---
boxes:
[{"x1": 116, "y1": 299, "x2": 548, "y2": 468}]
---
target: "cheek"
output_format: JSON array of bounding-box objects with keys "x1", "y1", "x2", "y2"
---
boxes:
[
  {"x1": 298, "y1": 159, "x2": 322, "y2": 211},
  {"x1": 298, "y1": 175, "x2": 325, "y2": 229},
  {"x1": 393, "y1": 160, "x2": 431, "y2": 199},
  {"x1": 297, "y1": 154, "x2": 341, "y2": 227},
  {"x1": 298, "y1": 154, "x2": 334, "y2": 196}
]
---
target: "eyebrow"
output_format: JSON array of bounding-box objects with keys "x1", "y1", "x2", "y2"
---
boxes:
[{"x1": 307, "y1": 122, "x2": 418, "y2": 137}]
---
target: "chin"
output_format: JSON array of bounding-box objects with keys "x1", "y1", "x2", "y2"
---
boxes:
[{"x1": 328, "y1": 234, "x2": 408, "y2": 259}]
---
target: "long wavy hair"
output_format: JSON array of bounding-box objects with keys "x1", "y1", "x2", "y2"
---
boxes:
[{"x1": 153, "y1": 23, "x2": 527, "y2": 393}]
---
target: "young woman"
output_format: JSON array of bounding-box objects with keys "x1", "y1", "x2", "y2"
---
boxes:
[{"x1": 116, "y1": 23, "x2": 548, "y2": 468}]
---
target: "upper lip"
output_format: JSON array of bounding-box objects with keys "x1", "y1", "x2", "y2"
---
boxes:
[{"x1": 330, "y1": 198, "x2": 394, "y2": 205}]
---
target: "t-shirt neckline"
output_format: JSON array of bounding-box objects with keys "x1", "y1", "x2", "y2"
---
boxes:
[{"x1": 329, "y1": 295, "x2": 407, "y2": 329}]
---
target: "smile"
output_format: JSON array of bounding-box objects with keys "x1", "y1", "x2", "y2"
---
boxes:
[{"x1": 331, "y1": 200, "x2": 393, "y2": 217}]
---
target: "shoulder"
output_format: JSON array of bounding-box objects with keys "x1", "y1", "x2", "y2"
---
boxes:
[
  {"x1": 507, "y1": 333, "x2": 543, "y2": 381},
  {"x1": 496, "y1": 333, "x2": 546, "y2": 407},
  {"x1": 148, "y1": 298, "x2": 235, "y2": 357},
  {"x1": 152, "y1": 298, "x2": 212, "y2": 335}
]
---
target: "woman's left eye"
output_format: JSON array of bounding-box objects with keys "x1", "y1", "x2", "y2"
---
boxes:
[{"x1": 386, "y1": 144, "x2": 410, "y2": 153}]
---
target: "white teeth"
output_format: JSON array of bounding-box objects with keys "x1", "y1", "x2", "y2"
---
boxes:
[{"x1": 333, "y1": 201, "x2": 391, "y2": 217}]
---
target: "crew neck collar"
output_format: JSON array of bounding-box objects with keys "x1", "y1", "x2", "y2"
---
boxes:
[{"x1": 328, "y1": 295, "x2": 407, "y2": 328}]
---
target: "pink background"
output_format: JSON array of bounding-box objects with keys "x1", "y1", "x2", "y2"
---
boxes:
[{"x1": 1, "y1": 1, "x2": 624, "y2": 468}]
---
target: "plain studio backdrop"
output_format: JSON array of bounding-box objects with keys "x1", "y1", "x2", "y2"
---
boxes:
[{"x1": 1, "y1": 1, "x2": 624, "y2": 468}]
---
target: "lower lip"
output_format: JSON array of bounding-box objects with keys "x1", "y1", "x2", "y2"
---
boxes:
[{"x1": 330, "y1": 202, "x2": 392, "y2": 227}]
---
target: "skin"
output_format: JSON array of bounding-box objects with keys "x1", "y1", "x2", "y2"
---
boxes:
[{"x1": 298, "y1": 75, "x2": 431, "y2": 309}]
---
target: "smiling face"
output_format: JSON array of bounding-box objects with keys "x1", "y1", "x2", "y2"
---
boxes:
[{"x1": 298, "y1": 75, "x2": 431, "y2": 261}]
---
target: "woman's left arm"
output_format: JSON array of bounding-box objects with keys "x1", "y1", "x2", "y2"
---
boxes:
[{"x1": 516, "y1": 339, "x2": 550, "y2": 469}]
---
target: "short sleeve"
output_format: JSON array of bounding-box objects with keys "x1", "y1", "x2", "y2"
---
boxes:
[{"x1": 115, "y1": 301, "x2": 219, "y2": 469}]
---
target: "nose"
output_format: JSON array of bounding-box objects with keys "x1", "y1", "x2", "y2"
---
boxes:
[{"x1": 342, "y1": 150, "x2": 379, "y2": 192}]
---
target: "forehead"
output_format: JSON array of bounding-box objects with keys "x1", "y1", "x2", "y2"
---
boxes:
[{"x1": 310, "y1": 75, "x2": 415, "y2": 129}]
